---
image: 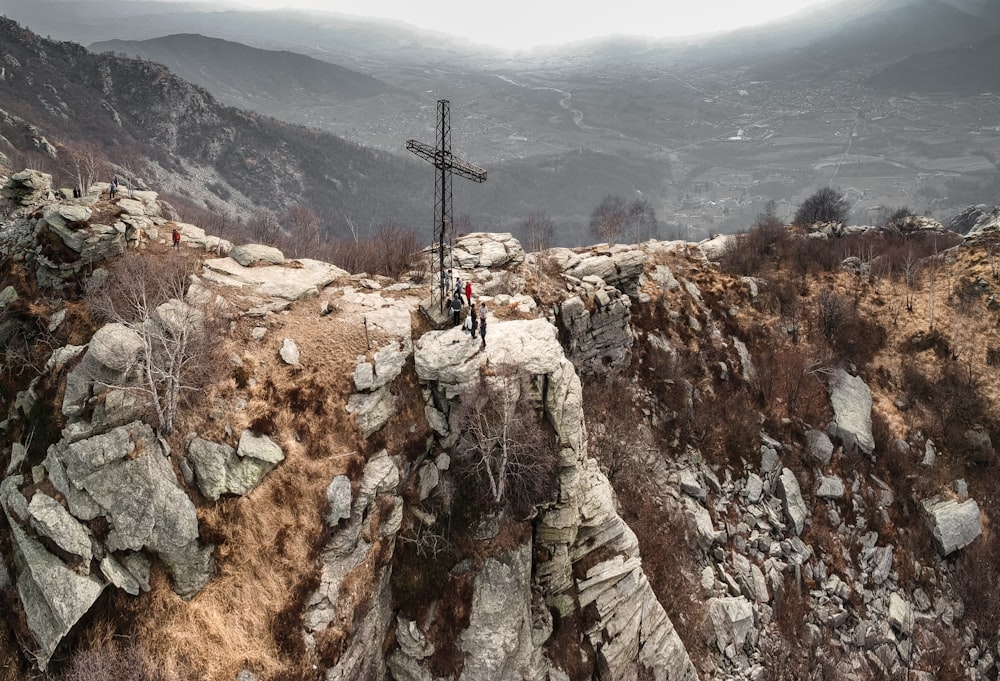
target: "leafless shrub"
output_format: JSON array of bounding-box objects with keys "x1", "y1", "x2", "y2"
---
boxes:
[
  {"x1": 720, "y1": 201, "x2": 787, "y2": 277},
  {"x1": 85, "y1": 252, "x2": 224, "y2": 435},
  {"x1": 755, "y1": 343, "x2": 830, "y2": 424},
  {"x1": 451, "y1": 365, "x2": 558, "y2": 517},
  {"x1": 61, "y1": 636, "x2": 167, "y2": 681},
  {"x1": 399, "y1": 522, "x2": 452, "y2": 560}
]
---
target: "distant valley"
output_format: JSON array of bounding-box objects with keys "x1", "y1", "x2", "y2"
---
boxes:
[{"x1": 5, "y1": 0, "x2": 1000, "y2": 243}]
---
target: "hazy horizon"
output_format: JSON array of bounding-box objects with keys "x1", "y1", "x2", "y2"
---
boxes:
[{"x1": 187, "y1": 0, "x2": 846, "y2": 50}]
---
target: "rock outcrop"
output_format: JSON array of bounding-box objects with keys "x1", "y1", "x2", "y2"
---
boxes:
[
  {"x1": 412, "y1": 317, "x2": 698, "y2": 681},
  {"x1": 1, "y1": 420, "x2": 212, "y2": 664}
]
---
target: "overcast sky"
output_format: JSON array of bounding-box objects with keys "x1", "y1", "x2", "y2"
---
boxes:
[{"x1": 219, "y1": 0, "x2": 842, "y2": 49}]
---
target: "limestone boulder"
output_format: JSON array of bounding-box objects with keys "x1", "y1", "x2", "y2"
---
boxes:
[
  {"x1": 828, "y1": 368, "x2": 874, "y2": 455},
  {"x1": 230, "y1": 243, "x2": 285, "y2": 267},
  {"x1": 0, "y1": 285, "x2": 18, "y2": 308},
  {"x1": 888, "y1": 593, "x2": 914, "y2": 636},
  {"x1": 27, "y1": 492, "x2": 93, "y2": 565},
  {"x1": 326, "y1": 476, "x2": 352, "y2": 525},
  {"x1": 922, "y1": 496, "x2": 981, "y2": 555},
  {"x1": 88, "y1": 322, "x2": 144, "y2": 373},
  {"x1": 43, "y1": 204, "x2": 92, "y2": 232},
  {"x1": 816, "y1": 476, "x2": 845, "y2": 499},
  {"x1": 237, "y1": 430, "x2": 285, "y2": 464},
  {"x1": 186, "y1": 434, "x2": 283, "y2": 500},
  {"x1": 706, "y1": 596, "x2": 755, "y2": 653},
  {"x1": 777, "y1": 468, "x2": 808, "y2": 535},
  {"x1": 451, "y1": 232, "x2": 526, "y2": 269},
  {"x1": 7, "y1": 522, "x2": 105, "y2": 667},
  {"x1": 347, "y1": 387, "x2": 396, "y2": 439},
  {"x1": 457, "y1": 544, "x2": 535, "y2": 681},
  {"x1": 806, "y1": 429, "x2": 834, "y2": 465},
  {"x1": 46, "y1": 422, "x2": 212, "y2": 596},
  {"x1": 202, "y1": 257, "x2": 345, "y2": 301},
  {"x1": 280, "y1": 338, "x2": 300, "y2": 365}
]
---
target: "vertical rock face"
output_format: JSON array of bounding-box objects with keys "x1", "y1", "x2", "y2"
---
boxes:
[
  {"x1": 412, "y1": 318, "x2": 699, "y2": 681},
  {"x1": 457, "y1": 545, "x2": 536, "y2": 681},
  {"x1": 306, "y1": 450, "x2": 402, "y2": 681},
  {"x1": 556, "y1": 288, "x2": 635, "y2": 373}
]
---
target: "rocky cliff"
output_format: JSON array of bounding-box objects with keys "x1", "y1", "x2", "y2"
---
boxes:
[{"x1": 2, "y1": 170, "x2": 1000, "y2": 681}]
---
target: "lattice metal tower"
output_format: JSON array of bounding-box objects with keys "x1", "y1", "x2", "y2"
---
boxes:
[{"x1": 407, "y1": 99, "x2": 487, "y2": 309}]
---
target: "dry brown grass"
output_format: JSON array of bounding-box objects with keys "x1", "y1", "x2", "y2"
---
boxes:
[{"x1": 122, "y1": 263, "x2": 396, "y2": 680}]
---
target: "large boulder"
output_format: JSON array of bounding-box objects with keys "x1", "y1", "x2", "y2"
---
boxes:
[
  {"x1": 922, "y1": 496, "x2": 981, "y2": 555},
  {"x1": 45, "y1": 421, "x2": 212, "y2": 595},
  {"x1": 186, "y1": 434, "x2": 284, "y2": 501},
  {"x1": 202, "y1": 257, "x2": 346, "y2": 301},
  {"x1": 828, "y1": 368, "x2": 874, "y2": 456},
  {"x1": 451, "y1": 232, "x2": 526, "y2": 269},
  {"x1": 229, "y1": 243, "x2": 285, "y2": 267},
  {"x1": 88, "y1": 322, "x2": 144, "y2": 373},
  {"x1": 42, "y1": 204, "x2": 92, "y2": 232},
  {"x1": 457, "y1": 544, "x2": 535, "y2": 680},
  {"x1": 706, "y1": 596, "x2": 755, "y2": 653},
  {"x1": 7, "y1": 521, "x2": 105, "y2": 667}
]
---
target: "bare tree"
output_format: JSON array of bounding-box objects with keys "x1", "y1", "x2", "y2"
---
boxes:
[
  {"x1": 627, "y1": 198, "x2": 658, "y2": 243},
  {"x1": 793, "y1": 187, "x2": 849, "y2": 226},
  {"x1": 63, "y1": 141, "x2": 105, "y2": 195},
  {"x1": 280, "y1": 204, "x2": 323, "y2": 257},
  {"x1": 452, "y1": 365, "x2": 558, "y2": 516},
  {"x1": 115, "y1": 150, "x2": 146, "y2": 199},
  {"x1": 86, "y1": 253, "x2": 221, "y2": 435},
  {"x1": 590, "y1": 194, "x2": 628, "y2": 247},
  {"x1": 902, "y1": 247, "x2": 920, "y2": 312},
  {"x1": 520, "y1": 212, "x2": 553, "y2": 296},
  {"x1": 246, "y1": 209, "x2": 283, "y2": 246}
]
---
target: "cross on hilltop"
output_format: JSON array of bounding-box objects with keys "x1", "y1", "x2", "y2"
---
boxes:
[{"x1": 406, "y1": 99, "x2": 487, "y2": 309}]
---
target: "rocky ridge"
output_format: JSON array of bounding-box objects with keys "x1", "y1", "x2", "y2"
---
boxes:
[{"x1": 1, "y1": 174, "x2": 998, "y2": 681}]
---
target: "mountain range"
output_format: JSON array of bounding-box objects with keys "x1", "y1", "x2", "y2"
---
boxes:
[{"x1": 1, "y1": 0, "x2": 999, "y2": 242}]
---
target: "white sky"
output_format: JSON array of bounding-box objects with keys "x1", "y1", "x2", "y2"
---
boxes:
[{"x1": 219, "y1": 0, "x2": 842, "y2": 50}]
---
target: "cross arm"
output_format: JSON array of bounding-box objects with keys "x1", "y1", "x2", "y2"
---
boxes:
[
  {"x1": 406, "y1": 140, "x2": 487, "y2": 183},
  {"x1": 406, "y1": 139, "x2": 436, "y2": 164}
]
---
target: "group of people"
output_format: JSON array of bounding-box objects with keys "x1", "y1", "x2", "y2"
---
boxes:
[
  {"x1": 446, "y1": 270, "x2": 488, "y2": 347},
  {"x1": 107, "y1": 176, "x2": 120, "y2": 198}
]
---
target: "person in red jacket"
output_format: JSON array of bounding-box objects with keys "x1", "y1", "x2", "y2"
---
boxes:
[
  {"x1": 172, "y1": 228, "x2": 181, "y2": 249},
  {"x1": 464, "y1": 280, "x2": 472, "y2": 306}
]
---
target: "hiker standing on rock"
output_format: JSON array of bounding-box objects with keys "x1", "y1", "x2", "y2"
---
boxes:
[
  {"x1": 451, "y1": 292, "x2": 463, "y2": 327},
  {"x1": 470, "y1": 302, "x2": 478, "y2": 338},
  {"x1": 172, "y1": 227, "x2": 181, "y2": 250},
  {"x1": 479, "y1": 313, "x2": 487, "y2": 348},
  {"x1": 464, "y1": 280, "x2": 473, "y2": 306}
]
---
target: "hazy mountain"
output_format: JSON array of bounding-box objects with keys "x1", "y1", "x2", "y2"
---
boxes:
[
  {"x1": 0, "y1": 17, "x2": 425, "y2": 232},
  {"x1": 868, "y1": 34, "x2": 1000, "y2": 93},
  {"x1": 5, "y1": 1, "x2": 503, "y2": 70},
  {"x1": 747, "y1": 0, "x2": 994, "y2": 79},
  {"x1": 89, "y1": 34, "x2": 388, "y2": 115}
]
